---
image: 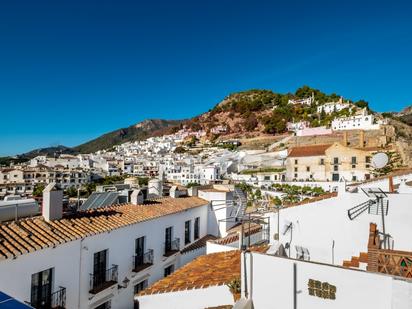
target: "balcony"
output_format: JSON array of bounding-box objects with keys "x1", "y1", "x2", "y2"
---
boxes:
[
  {"x1": 164, "y1": 238, "x2": 180, "y2": 257},
  {"x1": 89, "y1": 265, "x2": 118, "y2": 294},
  {"x1": 133, "y1": 249, "x2": 154, "y2": 273},
  {"x1": 29, "y1": 287, "x2": 66, "y2": 309}
]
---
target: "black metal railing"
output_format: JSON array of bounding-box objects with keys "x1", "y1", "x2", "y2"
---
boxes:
[
  {"x1": 89, "y1": 265, "x2": 118, "y2": 294},
  {"x1": 164, "y1": 238, "x2": 180, "y2": 256},
  {"x1": 133, "y1": 249, "x2": 154, "y2": 272},
  {"x1": 51, "y1": 287, "x2": 66, "y2": 308},
  {"x1": 29, "y1": 287, "x2": 66, "y2": 309}
]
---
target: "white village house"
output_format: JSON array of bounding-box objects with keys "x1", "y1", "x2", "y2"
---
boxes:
[{"x1": 0, "y1": 184, "x2": 245, "y2": 309}]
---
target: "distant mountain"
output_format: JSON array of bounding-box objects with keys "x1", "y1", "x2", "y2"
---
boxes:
[
  {"x1": 73, "y1": 119, "x2": 183, "y2": 154},
  {"x1": 23, "y1": 145, "x2": 79, "y2": 158},
  {"x1": 0, "y1": 145, "x2": 78, "y2": 166},
  {"x1": 397, "y1": 105, "x2": 412, "y2": 125},
  {"x1": 4, "y1": 87, "x2": 412, "y2": 162}
]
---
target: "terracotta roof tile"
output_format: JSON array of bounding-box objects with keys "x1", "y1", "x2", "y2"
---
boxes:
[
  {"x1": 181, "y1": 235, "x2": 218, "y2": 254},
  {"x1": 288, "y1": 144, "x2": 332, "y2": 157},
  {"x1": 138, "y1": 246, "x2": 268, "y2": 296},
  {"x1": 0, "y1": 196, "x2": 207, "y2": 260}
]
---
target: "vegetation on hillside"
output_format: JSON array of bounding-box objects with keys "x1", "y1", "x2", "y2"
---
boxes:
[{"x1": 204, "y1": 86, "x2": 369, "y2": 136}]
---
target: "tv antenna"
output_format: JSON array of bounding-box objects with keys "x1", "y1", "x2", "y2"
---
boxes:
[{"x1": 347, "y1": 187, "x2": 391, "y2": 249}]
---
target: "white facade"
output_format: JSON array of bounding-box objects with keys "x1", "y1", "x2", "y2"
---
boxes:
[
  {"x1": 242, "y1": 251, "x2": 412, "y2": 309},
  {"x1": 331, "y1": 109, "x2": 380, "y2": 131},
  {"x1": 317, "y1": 99, "x2": 350, "y2": 114},
  {"x1": 0, "y1": 199, "x2": 210, "y2": 308}
]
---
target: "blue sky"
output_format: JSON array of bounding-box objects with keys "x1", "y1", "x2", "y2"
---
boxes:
[{"x1": 1, "y1": 0, "x2": 411, "y2": 156}]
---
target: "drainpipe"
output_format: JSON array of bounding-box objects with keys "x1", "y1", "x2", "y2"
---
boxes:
[
  {"x1": 78, "y1": 238, "x2": 84, "y2": 309},
  {"x1": 293, "y1": 263, "x2": 297, "y2": 309},
  {"x1": 241, "y1": 250, "x2": 253, "y2": 301}
]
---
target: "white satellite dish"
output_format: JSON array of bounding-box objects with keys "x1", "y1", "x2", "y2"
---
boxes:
[{"x1": 372, "y1": 153, "x2": 389, "y2": 169}]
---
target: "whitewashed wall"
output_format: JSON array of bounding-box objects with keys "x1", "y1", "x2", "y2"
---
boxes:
[
  {"x1": 137, "y1": 285, "x2": 234, "y2": 309},
  {"x1": 244, "y1": 252, "x2": 412, "y2": 309},
  {"x1": 0, "y1": 202, "x2": 209, "y2": 309},
  {"x1": 267, "y1": 192, "x2": 412, "y2": 266}
]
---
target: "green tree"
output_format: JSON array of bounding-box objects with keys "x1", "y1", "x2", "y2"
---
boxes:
[
  {"x1": 66, "y1": 186, "x2": 78, "y2": 198},
  {"x1": 33, "y1": 184, "x2": 45, "y2": 197}
]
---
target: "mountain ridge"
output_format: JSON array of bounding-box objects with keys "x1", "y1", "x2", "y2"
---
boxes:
[{"x1": 3, "y1": 86, "x2": 412, "y2": 163}]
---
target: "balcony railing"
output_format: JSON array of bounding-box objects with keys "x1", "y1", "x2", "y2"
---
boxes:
[
  {"x1": 29, "y1": 286, "x2": 66, "y2": 309},
  {"x1": 89, "y1": 265, "x2": 118, "y2": 294},
  {"x1": 133, "y1": 249, "x2": 154, "y2": 273},
  {"x1": 164, "y1": 238, "x2": 180, "y2": 257}
]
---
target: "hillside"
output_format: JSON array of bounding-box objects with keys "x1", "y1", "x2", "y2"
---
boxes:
[
  {"x1": 4, "y1": 86, "x2": 411, "y2": 160},
  {"x1": 73, "y1": 119, "x2": 183, "y2": 153},
  {"x1": 185, "y1": 86, "x2": 370, "y2": 138}
]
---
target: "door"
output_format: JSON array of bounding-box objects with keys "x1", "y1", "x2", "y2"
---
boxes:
[
  {"x1": 93, "y1": 250, "x2": 107, "y2": 287},
  {"x1": 31, "y1": 268, "x2": 53, "y2": 308},
  {"x1": 165, "y1": 227, "x2": 172, "y2": 252},
  {"x1": 135, "y1": 237, "x2": 145, "y2": 266}
]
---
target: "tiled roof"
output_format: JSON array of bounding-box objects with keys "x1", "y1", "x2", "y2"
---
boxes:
[
  {"x1": 288, "y1": 144, "x2": 332, "y2": 157},
  {"x1": 213, "y1": 223, "x2": 262, "y2": 246},
  {"x1": 0, "y1": 196, "x2": 207, "y2": 260},
  {"x1": 181, "y1": 235, "x2": 218, "y2": 254},
  {"x1": 138, "y1": 246, "x2": 268, "y2": 296}
]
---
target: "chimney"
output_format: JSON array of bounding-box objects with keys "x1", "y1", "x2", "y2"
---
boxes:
[
  {"x1": 42, "y1": 183, "x2": 63, "y2": 221},
  {"x1": 343, "y1": 131, "x2": 348, "y2": 146},
  {"x1": 130, "y1": 189, "x2": 144, "y2": 205},
  {"x1": 169, "y1": 186, "x2": 179, "y2": 198},
  {"x1": 169, "y1": 186, "x2": 187, "y2": 198},
  {"x1": 148, "y1": 178, "x2": 163, "y2": 197},
  {"x1": 388, "y1": 176, "x2": 394, "y2": 193},
  {"x1": 359, "y1": 130, "x2": 365, "y2": 148}
]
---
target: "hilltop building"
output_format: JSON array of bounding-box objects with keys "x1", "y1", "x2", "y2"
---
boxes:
[
  {"x1": 317, "y1": 97, "x2": 351, "y2": 114},
  {"x1": 285, "y1": 142, "x2": 376, "y2": 182}
]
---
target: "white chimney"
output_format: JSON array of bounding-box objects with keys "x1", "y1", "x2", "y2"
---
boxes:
[
  {"x1": 130, "y1": 189, "x2": 144, "y2": 205},
  {"x1": 42, "y1": 183, "x2": 63, "y2": 221},
  {"x1": 169, "y1": 185, "x2": 179, "y2": 198}
]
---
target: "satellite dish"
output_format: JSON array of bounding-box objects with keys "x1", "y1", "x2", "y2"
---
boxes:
[{"x1": 372, "y1": 153, "x2": 389, "y2": 169}]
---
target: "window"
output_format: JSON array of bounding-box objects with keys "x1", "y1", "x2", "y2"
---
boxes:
[
  {"x1": 31, "y1": 268, "x2": 53, "y2": 308},
  {"x1": 294, "y1": 173, "x2": 298, "y2": 178},
  {"x1": 164, "y1": 265, "x2": 174, "y2": 277},
  {"x1": 194, "y1": 217, "x2": 200, "y2": 240},
  {"x1": 306, "y1": 167, "x2": 310, "y2": 172},
  {"x1": 320, "y1": 158, "x2": 324, "y2": 165},
  {"x1": 93, "y1": 250, "x2": 107, "y2": 288},
  {"x1": 294, "y1": 167, "x2": 298, "y2": 172},
  {"x1": 185, "y1": 220, "x2": 191, "y2": 245},
  {"x1": 333, "y1": 165, "x2": 338, "y2": 171},
  {"x1": 352, "y1": 176, "x2": 357, "y2": 181},
  {"x1": 366, "y1": 156, "x2": 371, "y2": 163},
  {"x1": 134, "y1": 280, "x2": 148, "y2": 294},
  {"x1": 264, "y1": 176, "x2": 270, "y2": 181},
  {"x1": 333, "y1": 157, "x2": 339, "y2": 165},
  {"x1": 165, "y1": 226, "x2": 172, "y2": 253},
  {"x1": 351, "y1": 156, "x2": 357, "y2": 164},
  {"x1": 294, "y1": 159, "x2": 298, "y2": 164},
  {"x1": 135, "y1": 236, "x2": 145, "y2": 266}
]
